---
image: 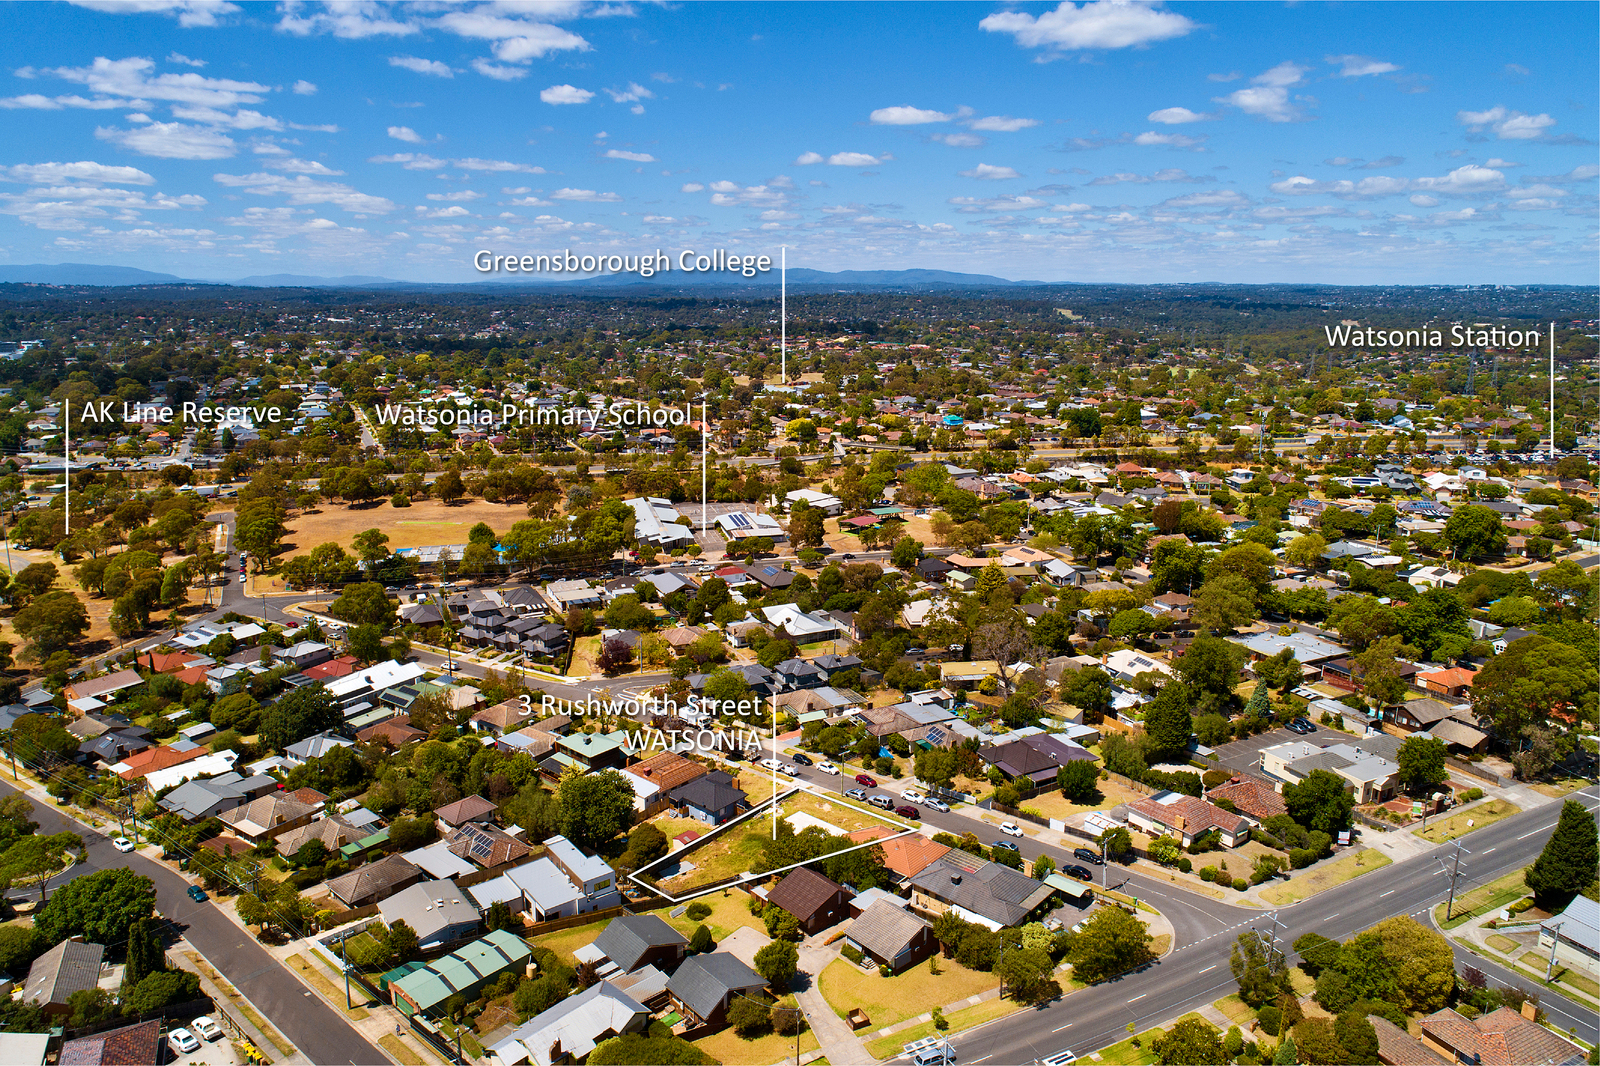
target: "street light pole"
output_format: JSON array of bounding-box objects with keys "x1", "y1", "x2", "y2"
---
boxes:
[
  {"x1": 1545, "y1": 921, "x2": 1566, "y2": 982},
  {"x1": 1444, "y1": 840, "x2": 1470, "y2": 921}
]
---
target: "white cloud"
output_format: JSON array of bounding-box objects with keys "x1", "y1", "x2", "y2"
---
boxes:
[
  {"x1": 933, "y1": 133, "x2": 985, "y2": 147},
  {"x1": 69, "y1": 0, "x2": 240, "y2": 28},
  {"x1": 870, "y1": 105, "x2": 951, "y2": 125},
  {"x1": 967, "y1": 115, "x2": 1038, "y2": 132},
  {"x1": 369, "y1": 153, "x2": 448, "y2": 170},
  {"x1": 277, "y1": 4, "x2": 417, "y2": 38},
  {"x1": 1327, "y1": 54, "x2": 1399, "y2": 77},
  {"x1": 0, "y1": 94, "x2": 150, "y2": 110},
  {"x1": 1483, "y1": 158, "x2": 1521, "y2": 168},
  {"x1": 434, "y1": 11, "x2": 590, "y2": 62},
  {"x1": 980, "y1": 0, "x2": 1196, "y2": 53},
  {"x1": 96, "y1": 121, "x2": 236, "y2": 158},
  {"x1": 540, "y1": 84, "x2": 594, "y2": 105},
  {"x1": 51, "y1": 55, "x2": 270, "y2": 108},
  {"x1": 948, "y1": 194, "x2": 1048, "y2": 212},
  {"x1": 472, "y1": 60, "x2": 527, "y2": 81},
  {"x1": 415, "y1": 204, "x2": 471, "y2": 218},
  {"x1": 1215, "y1": 64, "x2": 1308, "y2": 122},
  {"x1": 1505, "y1": 183, "x2": 1566, "y2": 200},
  {"x1": 1409, "y1": 194, "x2": 1438, "y2": 207},
  {"x1": 680, "y1": 182, "x2": 704, "y2": 192},
  {"x1": 961, "y1": 163, "x2": 1021, "y2": 180},
  {"x1": 167, "y1": 52, "x2": 206, "y2": 68},
  {"x1": 604, "y1": 149, "x2": 656, "y2": 162},
  {"x1": 170, "y1": 105, "x2": 283, "y2": 129},
  {"x1": 213, "y1": 171, "x2": 396, "y2": 213},
  {"x1": 426, "y1": 190, "x2": 483, "y2": 201},
  {"x1": 264, "y1": 157, "x2": 342, "y2": 175},
  {"x1": 292, "y1": 79, "x2": 317, "y2": 95},
  {"x1": 0, "y1": 161, "x2": 155, "y2": 185},
  {"x1": 1269, "y1": 164, "x2": 1505, "y2": 200},
  {"x1": 704, "y1": 180, "x2": 787, "y2": 207},
  {"x1": 1088, "y1": 168, "x2": 1212, "y2": 185},
  {"x1": 550, "y1": 188, "x2": 622, "y2": 201},
  {"x1": 828, "y1": 152, "x2": 883, "y2": 166},
  {"x1": 605, "y1": 82, "x2": 654, "y2": 104},
  {"x1": 1457, "y1": 105, "x2": 1557, "y2": 140},
  {"x1": 1207, "y1": 71, "x2": 1240, "y2": 82},
  {"x1": 388, "y1": 125, "x2": 425, "y2": 143},
  {"x1": 1160, "y1": 189, "x2": 1248, "y2": 208},
  {"x1": 1148, "y1": 106, "x2": 1208, "y2": 124},
  {"x1": 1134, "y1": 131, "x2": 1204, "y2": 148},
  {"x1": 1529, "y1": 164, "x2": 1598, "y2": 183},
  {"x1": 453, "y1": 157, "x2": 545, "y2": 173},
  {"x1": 793, "y1": 152, "x2": 824, "y2": 166},
  {"x1": 390, "y1": 55, "x2": 453, "y2": 77}
]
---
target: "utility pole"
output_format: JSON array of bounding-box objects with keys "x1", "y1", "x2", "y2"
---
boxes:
[
  {"x1": 341, "y1": 934, "x2": 351, "y2": 1010},
  {"x1": 1545, "y1": 920, "x2": 1566, "y2": 981},
  {"x1": 1444, "y1": 840, "x2": 1470, "y2": 921}
]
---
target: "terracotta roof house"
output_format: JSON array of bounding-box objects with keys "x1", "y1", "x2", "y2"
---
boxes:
[
  {"x1": 445, "y1": 822, "x2": 532, "y2": 868},
  {"x1": 1417, "y1": 666, "x2": 1478, "y2": 699},
  {"x1": 326, "y1": 853, "x2": 423, "y2": 908},
  {"x1": 1204, "y1": 776, "x2": 1288, "y2": 823},
  {"x1": 1418, "y1": 1005, "x2": 1585, "y2": 1066},
  {"x1": 137, "y1": 649, "x2": 205, "y2": 674},
  {"x1": 621, "y1": 751, "x2": 708, "y2": 814},
  {"x1": 766, "y1": 867, "x2": 852, "y2": 934},
  {"x1": 24, "y1": 938, "x2": 105, "y2": 1012},
  {"x1": 114, "y1": 742, "x2": 208, "y2": 781},
  {"x1": 848, "y1": 828, "x2": 951, "y2": 881},
  {"x1": 471, "y1": 697, "x2": 535, "y2": 735},
  {"x1": 303, "y1": 655, "x2": 360, "y2": 681},
  {"x1": 1126, "y1": 791, "x2": 1250, "y2": 848},
  {"x1": 356, "y1": 717, "x2": 426, "y2": 747},
  {"x1": 435, "y1": 795, "x2": 500, "y2": 832},
  {"x1": 274, "y1": 815, "x2": 364, "y2": 858},
  {"x1": 1367, "y1": 1015, "x2": 1449, "y2": 1066},
  {"x1": 57, "y1": 1019, "x2": 162, "y2": 1066}
]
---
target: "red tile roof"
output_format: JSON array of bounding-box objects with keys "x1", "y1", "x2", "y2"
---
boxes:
[
  {"x1": 116, "y1": 743, "x2": 208, "y2": 780},
  {"x1": 1205, "y1": 776, "x2": 1288, "y2": 821},
  {"x1": 303, "y1": 655, "x2": 360, "y2": 680}
]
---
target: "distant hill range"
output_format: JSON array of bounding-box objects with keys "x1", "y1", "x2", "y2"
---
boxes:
[{"x1": 0, "y1": 262, "x2": 1048, "y2": 291}]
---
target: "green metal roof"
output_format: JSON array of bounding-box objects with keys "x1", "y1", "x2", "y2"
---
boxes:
[{"x1": 391, "y1": 929, "x2": 532, "y2": 1013}]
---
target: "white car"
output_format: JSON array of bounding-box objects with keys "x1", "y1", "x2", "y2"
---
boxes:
[
  {"x1": 816, "y1": 761, "x2": 839, "y2": 775},
  {"x1": 779, "y1": 764, "x2": 799, "y2": 777},
  {"x1": 190, "y1": 1016, "x2": 223, "y2": 1042},
  {"x1": 168, "y1": 1028, "x2": 200, "y2": 1055},
  {"x1": 1000, "y1": 822, "x2": 1024, "y2": 837},
  {"x1": 923, "y1": 797, "x2": 951, "y2": 813},
  {"x1": 238, "y1": 573, "x2": 247, "y2": 583},
  {"x1": 759, "y1": 757, "x2": 781, "y2": 771},
  {"x1": 111, "y1": 836, "x2": 135, "y2": 853},
  {"x1": 901, "y1": 789, "x2": 926, "y2": 804}
]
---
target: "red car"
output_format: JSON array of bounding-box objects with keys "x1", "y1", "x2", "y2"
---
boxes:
[{"x1": 855, "y1": 773, "x2": 877, "y2": 787}]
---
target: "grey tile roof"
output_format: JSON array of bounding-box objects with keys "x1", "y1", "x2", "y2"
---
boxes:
[
  {"x1": 909, "y1": 852, "x2": 1054, "y2": 928},
  {"x1": 24, "y1": 939, "x2": 104, "y2": 1006},
  {"x1": 669, "y1": 770, "x2": 746, "y2": 813},
  {"x1": 667, "y1": 952, "x2": 766, "y2": 1020},
  {"x1": 845, "y1": 899, "x2": 930, "y2": 962},
  {"x1": 592, "y1": 914, "x2": 687, "y2": 973}
]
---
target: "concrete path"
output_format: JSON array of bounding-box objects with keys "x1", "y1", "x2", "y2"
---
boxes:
[{"x1": 795, "y1": 939, "x2": 871, "y2": 1065}]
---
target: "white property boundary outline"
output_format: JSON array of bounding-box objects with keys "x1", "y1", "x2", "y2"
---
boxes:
[{"x1": 626, "y1": 781, "x2": 924, "y2": 904}]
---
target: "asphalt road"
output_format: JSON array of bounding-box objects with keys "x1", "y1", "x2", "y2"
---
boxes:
[
  {"x1": 0, "y1": 778, "x2": 387, "y2": 1066},
  {"x1": 893, "y1": 785, "x2": 1600, "y2": 1066}
]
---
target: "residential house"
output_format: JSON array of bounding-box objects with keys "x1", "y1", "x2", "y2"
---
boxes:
[
  {"x1": 590, "y1": 914, "x2": 689, "y2": 975},
  {"x1": 1416, "y1": 666, "x2": 1478, "y2": 700},
  {"x1": 220, "y1": 790, "x2": 326, "y2": 843},
  {"x1": 487, "y1": 981, "x2": 650, "y2": 1066},
  {"x1": 767, "y1": 867, "x2": 852, "y2": 935},
  {"x1": 283, "y1": 731, "x2": 353, "y2": 767},
  {"x1": 907, "y1": 850, "x2": 1054, "y2": 931},
  {"x1": 847, "y1": 828, "x2": 950, "y2": 884},
  {"x1": 554, "y1": 730, "x2": 632, "y2": 772},
  {"x1": 275, "y1": 814, "x2": 365, "y2": 859},
  {"x1": 619, "y1": 752, "x2": 707, "y2": 816},
  {"x1": 435, "y1": 795, "x2": 500, "y2": 834},
  {"x1": 1204, "y1": 775, "x2": 1288, "y2": 825},
  {"x1": 486, "y1": 834, "x2": 620, "y2": 922},
  {"x1": 378, "y1": 879, "x2": 481, "y2": 951},
  {"x1": 445, "y1": 822, "x2": 532, "y2": 869},
  {"x1": 978, "y1": 734, "x2": 1095, "y2": 787},
  {"x1": 1416, "y1": 1005, "x2": 1585, "y2": 1066},
  {"x1": 326, "y1": 854, "x2": 423, "y2": 908},
  {"x1": 391, "y1": 929, "x2": 533, "y2": 1018},
  {"x1": 62, "y1": 669, "x2": 144, "y2": 706},
  {"x1": 471, "y1": 698, "x2": 537, "y2": 736},
  {"x1": 356, "y1": 718, "x2": 427, "y2": 747},
  {"x1": 23, "y1": 938, "x2": 105, "y2": 1013},
  {"x1": 113, "y1": 742, "x2": 208, "y2": 782},
  {"x1": 1259, "y1": 740, "x2": 1400, "y2": 803},
  {"x1": 157, "y1": 771, "x2": 277, "y2": 821},
  {"x1": 669, "y1": 770, "x2": 747, "y2": 825},
  {"x1": 55, "y1": 1019, "x2": 163, "y2": 1066},
  {"x1": 842, "y1": 899, "x2": 936, "y2": 974},
  {"x1": 666, "y1": 953, "x2": 769, "y2": 1031},
  {"x1": 1126, "y1": 791, "x2": 1250, "y2": 848}
]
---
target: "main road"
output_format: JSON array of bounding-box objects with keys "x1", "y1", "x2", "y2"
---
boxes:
[
  {"x1": 885, "y1": 785, "x2": 1600, "y2": 1065},
  {"x1": 0, "y1": 777, "x2": 387, "y2": 1065}
]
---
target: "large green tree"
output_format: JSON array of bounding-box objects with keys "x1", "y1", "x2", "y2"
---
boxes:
[
  {"x1": 13, "y1": 591, "x2": 90, "y2": 656},
  {"x1": 1230, "y1": 930, "x2": 1287, "y2": 1007},
  {"x1": 1442, "y1": 504, "x2": 1508, "y2": 560},
  {"x1": 1064, "y1": 905, "x2": 1152, "y2": 982},
  {"x1": 1524, "y1": 799, "x2": 1599, "y2": 906},
  {"x1": 35, "y1": 868, "x2": 156, "y2": 948},
  {"x1": 1154, "y1": 1018, "x2": 1228, "y2": 1066},
  {"x1": 1142, "y1": 682, "x2": 1195, "y2": 760},
  {"x1": 259, "y1": 685, "x2": 343, "y2": 753},
  {"x1": 1472, "y1": 634, "x2": 1599, "y2": 742},
  {"x1": 1396, "y1": 736, "x2": 1447, "y2": 794},
  {"x1": 1282, "y1": 769, "x2": 1354, "y2": 834},
  {"x1": 556, "y1": 768, "x2": 635, "y2": 850}
]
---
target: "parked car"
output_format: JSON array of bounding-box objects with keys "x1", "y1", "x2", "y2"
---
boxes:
[
  {"x1": 760, "y1": 758, "x2": 782, "y2": 770},
  {"x1": 845, "y1": 787, "x2": 869, "y2": 801},
  {"x1": 792, "y1": 753, "x2": 813, "y2": 766},
  {"x1": 725, "y1": 749, "x2": 746, "y2": 762},
  {"x1": 922, "y1": 797, "x2": 951, "y2": 813},
  {"x1": 895, "y1": 805, "x2": 920, "y2": 819},
  {"x1": 168, "y1": 1029, "x2": 200, "y2": 1055},
  {"x1": 186, "y1": 885, "x2": 208, "y2": 902},
  {"x1": 869, "y1": 794, "x2": 896, "y2": 810},
  {"x1": 779, "y1": 764, "x2": 799, "y2": 777},
  {"x1": 1288, "y1": 718, "x2": 1316, "y2": 735},
  {"x1": 817, "y1": 761, "x2": 839, "y2": 775},
  {"x1": 190, "y1": 1017, "x2": 223, "y2": 1042},
  {"x1": 901, "y1": 789, "x2": 926, "y2": 804},
  {"x1": 112, "y1": 837, "x2": 135, "y2": 853},
  {"x1": 1074, "y1": 847, "x2": 1104, "y2": 865},
  {"x1": 999, "y1": 822, "x2": 1024, "y2": 837},
  {"x1": 855, "y1": 773, "x2": 877, "y2": 787},
  {"x1": 1064, "y1": 865, "x2": 1094, "y2": 881},
  {"x1": 992, "y1": 839, "x2": 1020, "y2": 853}
]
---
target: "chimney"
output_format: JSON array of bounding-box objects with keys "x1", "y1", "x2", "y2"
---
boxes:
[
  {"x1": 950, "y1": 873, "x2": 961, "y2": 885},
  {"x1": 1519, "y1": 1000, "x2": 1537, "y2": 1021}
]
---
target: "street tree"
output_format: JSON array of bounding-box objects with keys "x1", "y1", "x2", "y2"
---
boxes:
[
  {"x1": 35, "y1": 867, "x2": 155, "y2": 947},
  {"x1": 1064, "y1": 905, "x2": 1152, "y2": 982},
  {"x1": 330, "y1": 581, "x2": 396, "y2": 627},
  {"x1": 1154, "y1": 1018, "x2": 1228, "y2": 1066},
  {"x1": 1230, "y1": 930, "x2": 1287, "y2": 1007},
  {"x1": 1524, "y1": 799, "x2": 1600, "y2": 906},
  {"x1": 1282, "y1": 769, "x2": 1354, "y2": 834}
]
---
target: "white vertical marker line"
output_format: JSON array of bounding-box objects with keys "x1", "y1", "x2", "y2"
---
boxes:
[
  {"x1": 780, "y1": 245, "x2": 787, "y2": 385},
  {"x1": 63, "y1": 399, "x2": 69, "y2": 536},
  {"x1": 1550, "y1": 321, "x2": 1556, "y2": 461},
  {"x1": 701, "y1": 399, "x2": 708, "y2": 534},
  {"x1": 772, "y1": 695, "x2": 778, "y2": 838}
]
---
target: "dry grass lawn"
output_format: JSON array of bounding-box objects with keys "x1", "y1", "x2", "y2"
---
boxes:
[
  {"x1": 1260, "y1": 849, "x2": 1390, "y2": 906},
  {"x1": 1213, "y1": 994, "x2": 1257, "y2": 1026},
  {"x1": 1414, "y1": 799, "x2": 1520, "y2": 844},
  {"x1": 658, "y1": 893, "x2": 767, "y2": 942},
  {"x1": 690, "y1": 994, "x2": 818, "y2": 1065},
  {"x1": 786, "y1": 791, "x2": 912, "y2": 834},
  {"x1": 865, "y1": 998, "x2": 1024, "y2": 1060},
  {"x1": 282, "y1": 497, "x2": 533, "y2": 559},
  {"x1": 818, "y1": 956, "x2": 999, "y2": 1030},
  {"x1": 1019, "y1": 777, "x2": 1148, "y2": 821}
]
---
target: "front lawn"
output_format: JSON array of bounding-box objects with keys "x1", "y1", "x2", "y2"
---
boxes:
[
  {"x1": 1012, "y1": 777, "x2": 1147, "y2": 821},
  {"x1": 817, "y1": 955, "x2": 999, "y2": 1030},
  {"x1": 1259, "y1": 848, "x2": 1391, "y2": 906},
  {"x1": 1435, "y1": 867, "x2": 1531, "y2": 929},
  {"x1": 658, "y1": 893, "x2": 767, "y2": 943},
  {"x1": 690, "y1": 994, "x2": 818, "y2": 1065},
  {"x1": 865, "y1": 999, "x2": 1023, "y2": 1060},
  {"x1": 1413, "y1": 799, "x2": 1520, "y2": 844}
]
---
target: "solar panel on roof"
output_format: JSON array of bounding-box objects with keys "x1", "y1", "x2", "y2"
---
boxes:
[{"x1": 926, "y1": 728, "x2": 946, "y2": 745}]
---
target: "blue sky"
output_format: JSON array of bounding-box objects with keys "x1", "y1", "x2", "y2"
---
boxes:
[{"x1": 0, "y1": 0, "x2": 1595, "y2": 284}]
